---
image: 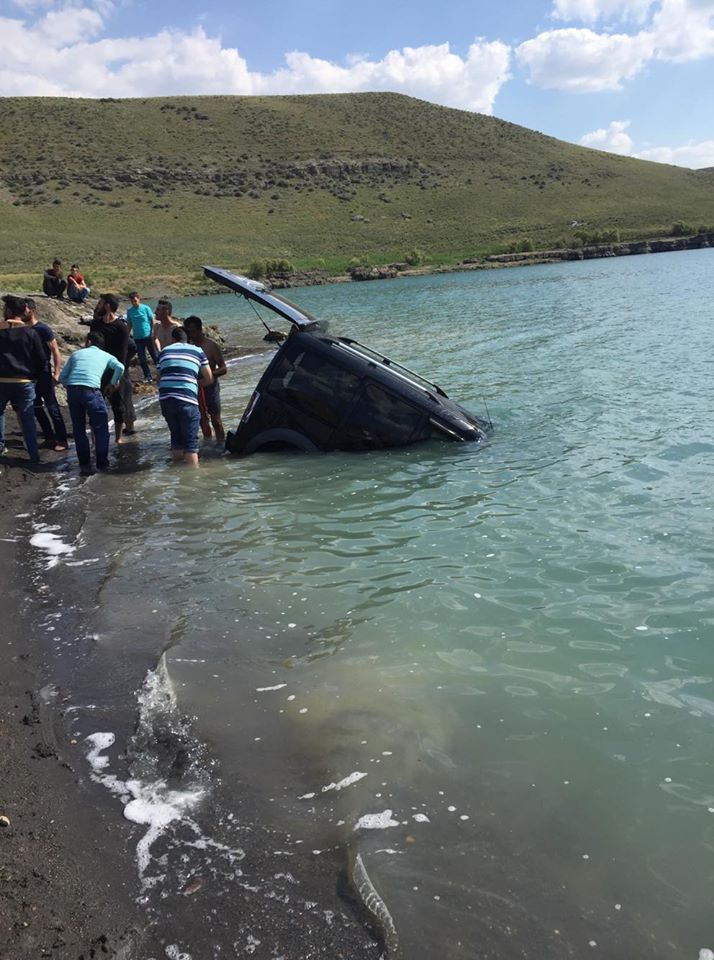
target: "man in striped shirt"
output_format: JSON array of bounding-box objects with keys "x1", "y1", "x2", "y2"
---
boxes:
[{"x1": 157, "y1": 328, "x2": 213, "y2": 466}]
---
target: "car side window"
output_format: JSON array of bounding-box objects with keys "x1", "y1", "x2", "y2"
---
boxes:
[
  {"x1": 267, "y1": 351, "x2": 361, "y2": 427},
  {"x1": 344, "y1": 380, "x2": 429, "y2": 445}
]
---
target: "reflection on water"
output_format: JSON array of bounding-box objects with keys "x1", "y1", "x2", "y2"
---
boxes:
[{"x1": 38, "y1": 250, "x2": 714, "y2": 958}]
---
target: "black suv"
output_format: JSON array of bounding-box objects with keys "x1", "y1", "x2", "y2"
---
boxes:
[{"x1": 204, "y1": 267, "x2": 491, "y2": 456}]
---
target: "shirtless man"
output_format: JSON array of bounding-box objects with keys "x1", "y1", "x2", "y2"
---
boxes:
[
  {"x1": 153, "y1": 299, "x2": 181, "y2": 350},
  {"x1": 184, "y1": 315, "x2": 227, "y2": 441}
]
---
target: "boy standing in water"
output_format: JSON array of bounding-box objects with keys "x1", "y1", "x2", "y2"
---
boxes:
[
  {"x1": 157, "y1": 328, "x2": 213, "y2": 466},
  {"x1": 59, "y1": 331, "x2": 124, "y2": 476}
]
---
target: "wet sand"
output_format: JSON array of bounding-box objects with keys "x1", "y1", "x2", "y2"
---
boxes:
[{"x1": 0, "y1": 438, "x2": 150, "y2": 958}]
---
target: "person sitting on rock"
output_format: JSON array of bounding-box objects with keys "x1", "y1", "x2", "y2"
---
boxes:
[
  {"x1": 42, "y1": 259, "x2": 67, "y2": 299},
  {"x1": 67, "y1": 264, "x2": 91, "y2": 303}
]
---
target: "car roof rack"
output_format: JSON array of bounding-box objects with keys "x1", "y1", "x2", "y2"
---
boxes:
[{"x1": 333, "y1": 337, "x2": 449, "y2": 399}]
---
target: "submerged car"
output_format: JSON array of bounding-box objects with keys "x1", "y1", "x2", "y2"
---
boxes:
[{"x1": 203, "y1": 266, "x2": 492, "y2": 456}]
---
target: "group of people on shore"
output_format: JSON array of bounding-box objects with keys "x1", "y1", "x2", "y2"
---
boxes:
[
  {"x1": 0, "y1": 291, "x2": 228, "y2": 475},
  {"x1": 43, "y1": 260, "x2": 91, "y2": 304}
]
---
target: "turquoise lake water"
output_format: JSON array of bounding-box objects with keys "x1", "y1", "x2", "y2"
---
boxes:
[{"x1": 35, "y1": 250, "x2": 714, "y2": 958}]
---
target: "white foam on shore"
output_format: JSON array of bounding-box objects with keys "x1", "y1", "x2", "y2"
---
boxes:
[
  {"x1": 354, "y1": 810, "x2": 400, "y2": 831},
  {"x1": 30, "y1": 528, "x2": 76, "y2": 567},
  {"x1": 298, "y1": 771, "x2": 367, "y2": 800},
  {"x1": 85, "y1": 660, "x2": 208, "y2": 882},
  {"x1": 86, "y1": 732, "x2": 115, "y2": 771},
  {"x1": 84, "y1": 657, "x2": 249, "y2": 896},
  {"x1": 165, "y1": 946, "x2": 193, "y2": 960},
  {"x1": 123, "y1": 780, "x2": 205, "y2": 876},
  {"x1": 86, "y1": 728, "x2": 206, "y2": 879},
  {"x1": 322, "y1": 771, "x2": 368, "y2": 793}
]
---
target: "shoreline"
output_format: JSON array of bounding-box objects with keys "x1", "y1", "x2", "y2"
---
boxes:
[
  {"x1": 0, "y1": 306, "x2": 259, "y2": 958},
  {"x1": 0, "y1": 462, "x2": 150, "y2": 958},
  {"x1": 0, "y1": 423, "x2": 383, "y2": 958},
  {"x1": 0, "y1": 329, "x2": 376, "y2": 957},
  {"x1": 4, "y1": 231, "x2": 710, "y2": 299}
]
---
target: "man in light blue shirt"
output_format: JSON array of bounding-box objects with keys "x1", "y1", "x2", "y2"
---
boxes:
[
  {"x1": 126, "y1": 292, "x2": 157, "y2": 382},
  {"x1": 58, "y1": 332, "x2": 124, "y2": 476}
]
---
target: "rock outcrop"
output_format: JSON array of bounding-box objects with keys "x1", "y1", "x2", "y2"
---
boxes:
[{"x1": 483, "y1": 232, "x2": 713, "y2": 266}]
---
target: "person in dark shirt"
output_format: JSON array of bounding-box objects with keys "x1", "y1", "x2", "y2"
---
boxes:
[
  {"x1": 0, "y1": 297, "x2": 46, "y2": 461},
  {"x1": 2, "y1": 294, "x2": 27, "y2": 328},
  {"x1": 90, "y1": 294, "x2": 135, "y2": 442},
  {"x1": 42, "y1": 259, "x2": 67, "y2": 299},
  {"x1": 23, "y1": 298, "x2": 69, "y2": 451}
]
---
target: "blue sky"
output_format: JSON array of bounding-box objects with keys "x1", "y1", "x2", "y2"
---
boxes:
[{"x1": 1, "y1": 0, "x2": 713, "y2": 167}]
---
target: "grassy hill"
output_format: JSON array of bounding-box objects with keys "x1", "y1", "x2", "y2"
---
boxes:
[{"x1": 1, "y1": 92, "x2": 713, "y2": 292}]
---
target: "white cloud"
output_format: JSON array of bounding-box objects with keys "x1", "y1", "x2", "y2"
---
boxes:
[
  {"x1": 636, "y1": 139, "x2": 714, "y2": 167},
  {"x1": 580, "y1": 119, "x2": 634, "y2": 152},
  {"x1": 649, "y1": 0, "x2": 714, "y2": 61},
  {"x1": 551, "y1": 0, "x2": 655, "y2": 22},
  {"x1": 265, "y1": 41, "x2": 511, "y2": 113},
  {"x1": 516, "y1": 27, "x2": 653, "y2": 90},
  {"x1": 522, "y1": 0, "x2": 714, "y2": 92},
  {"x1": 0, "y1": 4, "x2": 511, "y2": 113},
  {"x1": 580, "y1": 119, "x2": 714, "y2": 167}
]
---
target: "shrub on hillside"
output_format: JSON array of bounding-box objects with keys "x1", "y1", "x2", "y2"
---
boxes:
[
  {"x1": 247, "y1": 258, "x2": 295, "y2": 280},
  {"x1": 247, "y1": 260, "x2": 266, "y2": 280},
  {"x1": 405, "y1": 248, "x2": 425, "y2": 266},
  {"x1": 573, "y1": 228, "x2": 620, "y2": 246},
  {"x1": 506, "y1": 238, "x2": 534, "y2": 253},
  {"x1": 671, "y1": 221, "x2": 693, "y2": 237}
]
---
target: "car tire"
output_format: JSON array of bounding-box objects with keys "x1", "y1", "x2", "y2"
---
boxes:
[{"x1": 243, "y1": 428, "x2": 319, "y2": 454}]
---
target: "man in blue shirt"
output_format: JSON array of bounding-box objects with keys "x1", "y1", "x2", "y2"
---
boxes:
[
  {"x1": 126, "y1": 292, "x2": 158, "y2": 382},
  {"x1": 157, "y1": 328, "x2": 213, "y2": 466},
  {"x1": 58, "y1": 332, "x2": 125, "y2": 476}
]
